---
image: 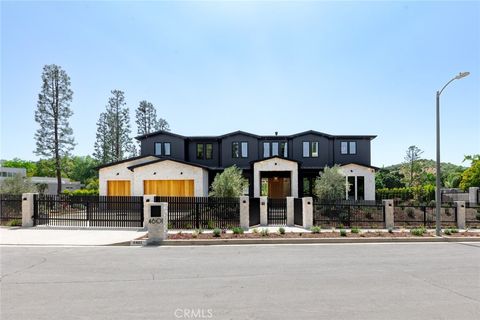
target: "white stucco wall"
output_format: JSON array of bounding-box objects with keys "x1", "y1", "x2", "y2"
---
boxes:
[
  {"x1": 99, "y1": 157, "x2": 158, "y2": 196},
  {"x1": 130, "y1": 160, "x2": 208, "y2": 196},
  {"x1": 253, "y1": 157, "x2": 299, "y2": 197},
  {"x1": 339, "y1": 164, "x2": 376, "y2": 201}
]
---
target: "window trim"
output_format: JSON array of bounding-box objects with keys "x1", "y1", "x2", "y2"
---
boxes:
[
  {"x1": 205, "y1": 143, "x2": 213, "y2": 160},
  {"x1": 232, "y1": 142, "x2": 240, "y2": 158},
  {"x1": 154, "y1": 142, "x2": 162, "y2": 156},
  {"x1": 164, "y1": 142, "x2": 171, "y2": 156},
  {"x1": 349, "y1": 141, "x2": 357, "y2": 155},
  {"x1": 302, "y1": 141, "x2": 310, "y2": 158},
  {"x1": 340, "y1": 141, "x2": 357, "y2": 155},
  {"x1": 311, "y1": 141, "x2": 319, "y2": 158},
  {"x1": 241, "y1": 141, "x2": 248, "y2": 158},
  {"x1": 196, "y1": 143, "x2": 204, "y2": 160},
  {"x1": 263, "y1": 142, "x2": 270, "y2": 158}
]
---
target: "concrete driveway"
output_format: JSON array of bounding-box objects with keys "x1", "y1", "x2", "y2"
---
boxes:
[{"x1": 0, "y1": 227, "x2": 146, "y2": 246}]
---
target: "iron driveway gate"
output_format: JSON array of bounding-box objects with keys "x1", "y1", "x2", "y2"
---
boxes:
[
  {"x1": 268, "y1": 198, "x2": 287, "y2": 226},
  {"x1": 249, "y1": 197, "x2": 260, "y2": 227},
  {"x1": 294, "y1": 198, "x2": 303, "y2": 226},
  {"x1": 33, "y1": 194, "x2": 143, "y2": 227}
]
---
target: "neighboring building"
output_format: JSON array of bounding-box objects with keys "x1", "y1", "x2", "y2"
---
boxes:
[
  {"x1": 0, "y1": 167, "x2": 81, "y2": 194},
  {"x1": 98, "y1": 130, "x2": 377, "y2": 200}
]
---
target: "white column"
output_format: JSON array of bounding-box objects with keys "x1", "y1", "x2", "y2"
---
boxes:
[
  {"x1": 21, "y1": 193, "x2": 36, "y2": 227},
  {"x1": 260, "y1": 196, "x2": 268, "y2": 226},
  {"x1": 240, "y1": 196, "x2": 249, "y2": 230},
  {"x1": 143, "y1": 195, "x2": 156, "y2": 228},
  {"x1": 286, "y1": 196, "x2": 294, "y2": 226},
  {"x1": 455, "y1": 201, "x2": 466, "y2": 229},
  {"x1": 383, "y1": 199, "x2": 394, "y2": 229},
  {"x1": 469, "y1": 187, "x2": 478, "y2": 205},
  {"x1": 354, "y1": 176, "x2": 358, "y2": 201},
  {"x1": 302, "y1": 197, "x2": 313, "y2": 229}
]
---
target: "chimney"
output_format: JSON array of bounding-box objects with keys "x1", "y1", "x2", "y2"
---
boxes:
[{"x1": 275, "y1": 131, "x2": 278, "y2": 136}]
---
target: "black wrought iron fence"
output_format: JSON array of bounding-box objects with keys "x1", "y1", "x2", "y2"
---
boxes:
[
  {"x1": 465, "y1": 202, "x2": 480, "y2": 228},
  {"x1": 313, "y1": 200, "x2": 384, "y2": 228},
  {"x1": 0, "y1": 194, "x2": 22, "y2": 224},
  {"x1": 393, "y1": 205, "x2": 457, "y2": 228},
  {"x1": 155, "y1": 196, "x2": 240, "y2": 229}
]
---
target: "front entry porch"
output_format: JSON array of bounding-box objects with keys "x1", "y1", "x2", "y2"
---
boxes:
[{"x1": 252, "y1": 156, "x2": 299, "y2": 198}]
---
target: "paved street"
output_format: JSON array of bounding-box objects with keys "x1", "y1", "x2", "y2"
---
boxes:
[{"x1": 1, "y1": 243, "x2": 479, "y2": 320}]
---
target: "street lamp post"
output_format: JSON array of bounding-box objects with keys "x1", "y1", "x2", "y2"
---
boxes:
[{"x1": 435, "y1": 71, "x2": 470, "y2": 236}]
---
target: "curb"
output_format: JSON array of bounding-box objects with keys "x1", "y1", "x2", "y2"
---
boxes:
[{"x1": 129, "y1": 236, "x2": 480, "y2": 246}]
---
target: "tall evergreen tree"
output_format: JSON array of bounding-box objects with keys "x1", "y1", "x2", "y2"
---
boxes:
[
  {"x1": 34, "y1": 64, "x2": 75, "y2": 194},
  {"x1": 93, "y1": 90, "x2": 135, "y2": 164},
  {"x1": 156, "y1": 117, "x2": 170, "y2": 131},
  {"x1": 135, "y1": 100, "x2": 158, "y2": 135}
]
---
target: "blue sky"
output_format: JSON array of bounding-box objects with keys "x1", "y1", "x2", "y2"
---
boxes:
[{"x1": 1, "y1": 1, "x2": 479, "y2": 167}]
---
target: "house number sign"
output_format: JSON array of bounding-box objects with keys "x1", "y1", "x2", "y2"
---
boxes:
[{"x1": 149, "y1": 217, "x2": 163, "y2": 225}]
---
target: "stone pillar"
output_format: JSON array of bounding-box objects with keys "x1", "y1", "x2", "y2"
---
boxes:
[
  {"x1": 146, "y1": 202, "x2": 168, "y2": 245},
  {"x1": 240, "y1": 196, "x2": 249, "y2": 230},
  {"x1": 21, "y1": 193, "x2": 36, "y2": 227},
  {"x1": 260, "y1": 196, "x2": 268, "y2": 226},
  {"x1": 455, "y1": 201, "x2": 466, "y2": 229},
  {"x1": 286, "y1": 196, "x2": 294, "y2": 227},
  {"x1": 302, "y1": 197, "x2": 313, "y2": 229},
  {"x1": 143, "y1": 195, "x2": 156, "y2": 228},
  {"x1": 383, "y1": 199, "x2": 394, "y2": 229},
  {"x1": 469, "y1": 187, "x2": 479, "y2": 205}
]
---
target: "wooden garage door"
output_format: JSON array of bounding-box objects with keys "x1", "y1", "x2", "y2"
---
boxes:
[
  {"x1": 107, "y1": 180, "x2": 131, "y2": 196},
  {"x1": 144, "y1": 180, "x2": 194, "y2": 196}
]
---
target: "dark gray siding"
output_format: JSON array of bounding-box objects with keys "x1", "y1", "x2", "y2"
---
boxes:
[
  {"x1": 291, "y1": 134, "x2": 330, "y2": 168},
  {"x1": 140, "y1": 134, "x2": 186, "y2": 160},
  {"x1": 221, "y1": 134, "x2": 259, "y2": 169},
  {"x1": 187, "y1": 140, "x2": 220, "y2": 167},
  {"x1": 333, "y1": 138, "x2": 371, "y2": 166}
]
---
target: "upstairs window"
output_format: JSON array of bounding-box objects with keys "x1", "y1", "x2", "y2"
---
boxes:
[
  {"x1": 272, "y1": 142, "x2": 279, "y2": 156},
  {"x1": 280, "y1": 142, "x2": 288, "y2": 157},
  {"x1": 196, "y1": 144, "x2": 204, "y2": 159},
  {"x1": 205, "y1": 143, "x2": 213, "y2": 160},
  {"x1": 341, "y1": 141, "x2": 357, "y2": 155},
  {"x1": 154, "y1": 142, "x2": 162, "y2": 156},
  {"x1": 241, "y1": 142, "x2": 248, "y2": 158},
  {"x1": 303, "y1": 141, "x2": 319, "y2": 158},
  {"x1": 232, "y1": 142, "x2": 240, "y2": 158},
  {"x1": 164, "y1": 143, "x2": 171, "y2": 156},
  {"x1": 263, "y1": 142, "x2": 270, "y2": 158}
]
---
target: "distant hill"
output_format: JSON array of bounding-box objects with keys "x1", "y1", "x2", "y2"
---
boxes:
[{"x1": 381, "y1": 159, "x2": 466, "y2": 173}]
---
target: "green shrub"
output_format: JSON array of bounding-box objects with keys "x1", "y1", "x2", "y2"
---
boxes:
[
  {"x1": 310, "y1": 226, "x2": 321, "y2": 234},
  {"x1": 444, "y1": 229, "x2": 452, "y2": 235},
  {"x1": 475, "y1": 213, "x2": 480, "y2": 221},
  {"x1": 185, "y1": 223, "x2": 193, "y2": 229},
  {"x1": 340, "y1": 229, "x2": 347, "y2": 237},
  {"x1": 232, "y1": 227, "x2": 244, "y2": 234},
  {"x1": 260, "y1": 228, "x2": 269, "y2": 237},
  {"x1": 388, "y1": 227, "x2": 394, "y2": 234},
  {"x1": 168, "y1": 222, "x2": 173, "y2": 229},
  {"x1": 196, "y1": 228, "x2": 203, "y2": 234},
  {"x1": 213, "y1": 228, "x2": 221, "y2": 237},
  {"x1": 278, "y1": 227, "x2": 285, "y2": 235},
  {"x1": 351, "y1": 227, "x2": 360, "y2": 234},
  {"x1": 192, "y1": 230, "x2": 199, "y2": 238},
  {"x1": 6, "y1": 219, "x2": 21, "y2": 227},
  {"x1": 207, "y1": 220, "x2": 214, "y2": 229},
  {"x1": 450, "y1": 228, "x2": 459, "y2": 233},
  {"x1": 62, "y1": 189, "x2": 99, "y2": 196},
  {"x1": 410, "y1": 227, "x2": 426, "y2": 236},
  {"x1": 252, "y1": 228, "x2": 259, "y2": 234}
]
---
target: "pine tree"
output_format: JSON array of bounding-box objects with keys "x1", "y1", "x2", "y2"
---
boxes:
[
  {"x1": 156, "y1": 117, "x2": 170, "y2": 131},
  {"x1": 93, "y1": 90, "x2": 135, "y2": 164},
  {"x1": 34, "y1": 64, "x2": 75, "y2": 194},
  {"x1": 135, "y1": 100, "x2": 158, "y2": 135}
]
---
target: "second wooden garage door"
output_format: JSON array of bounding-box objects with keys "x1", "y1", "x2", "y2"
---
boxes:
[{"x1": 143, "y1": 180, "x2": 194, "y2": 196}]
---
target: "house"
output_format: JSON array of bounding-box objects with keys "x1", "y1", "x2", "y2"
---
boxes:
[
  {"x1": 98, "y1": 130, "x2": 377, "y2": 200},
  {"x1": 0, "y1": 167, "x2": 82, "y2": 194}
]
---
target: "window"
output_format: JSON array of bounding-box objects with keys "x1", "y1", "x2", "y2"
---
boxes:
[
  {"x1": 154, "y1": 142, "x2": 162, "y2": 156},
  {"x1": 311, "y1": 142, "x2": 319, "y2": 157},
  {"x1": 232, "y1": 142, "x2": 240, "y2": 158},
  {"x1": 348, "y1": 176, "x2": 355, "y2": 200},
  {"x1": 164, "y1": 143, "x2": 171, "y2": 156},
  {"x1": 303, "y1": 142, "x2": 310, "y2": 157},
  {"x1": 349, "y1": 142, "x2": 357, "y2": 154},
  {"x1": 196, "y1": 144, "x2": 204, "y2": 159},
  {"x1": 271, "y1": 142, "x2": 279, "y2": 156},
  {"x1": 205, "y1": 143, "x2": 213, "y2": 160},
  {"x1": 263, "y1": 142, "x2": 270, "y2": 158},
  {"x1": 303, "y1": 141, "x2": 319, "y2": 158},
  {"x1": 341, "y1": 141, "x2": 357, "y2": 155},
  {"x1": 241, "y1": 142, "x2": 248, "y2": 158},
  {"x1": 280, "y1": 142, "x2": 288, "y2": 157}
]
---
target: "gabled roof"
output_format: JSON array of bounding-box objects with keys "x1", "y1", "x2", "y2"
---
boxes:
[
  {"x1": 127, "y1": 157, "x2": 210, "y2": 171},
  {"x1": 289, "y1": 130, "x2": 333, "y2": 138},
  {"x1": 217, "y1": 130, "x2": 260, "y2": 139},
  {"x1": 135, "y1": 130, "x2": 186, "y2": 140},
  {"x1": 250, "y1": 156, "x2": 301, "y2": 165},
  {"x1": 340, "y1": 163, "x2": 380, "y2": 170},
  {"x1": 95, "y1": 155, "x2": 157, "y2": 170}
]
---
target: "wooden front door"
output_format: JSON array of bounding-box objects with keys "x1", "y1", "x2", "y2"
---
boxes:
[
  {"x1": 268, "y1": 177, "x2": 291, "y2": 198},
  {"x1": 107, "y1": 180, "x2": 131, "y2": 196},
  {"x1": 144, "y1": 180, "x2": 194, "y2": 196}
]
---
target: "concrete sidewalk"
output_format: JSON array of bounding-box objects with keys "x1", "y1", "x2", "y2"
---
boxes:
[{"x1": 0, "y1": 227, "x2": 146, "y2": 246}]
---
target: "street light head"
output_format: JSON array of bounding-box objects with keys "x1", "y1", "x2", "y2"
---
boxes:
[{"x1": 455, "y1": 72, "x2": 470, "y2": 80}]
